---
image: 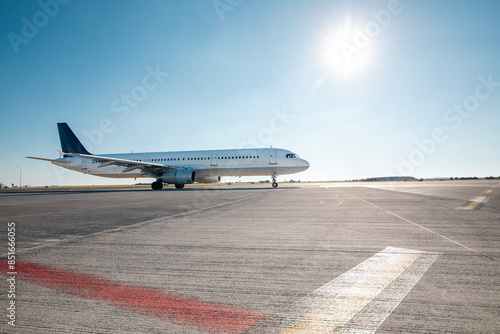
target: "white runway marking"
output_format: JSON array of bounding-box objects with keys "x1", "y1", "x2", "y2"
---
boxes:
[
  {"x1": 350, "y1": 193, "x2": 479, "y2": 254},
  {"x1": 251, "y1": 247, "x2": 440, "y2": 333},
  {"x1": 456, "y1": 195, "x2": 490, "y2": 210}
]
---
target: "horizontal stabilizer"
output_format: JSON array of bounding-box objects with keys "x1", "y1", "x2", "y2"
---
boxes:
[{"x1": 26, "y1": 156, "x2": 71, "y2": 163}]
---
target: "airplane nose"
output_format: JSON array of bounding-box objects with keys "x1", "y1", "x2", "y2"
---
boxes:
[{"x1": 302, "y1": 159, "x2": 310, "y2": 170}]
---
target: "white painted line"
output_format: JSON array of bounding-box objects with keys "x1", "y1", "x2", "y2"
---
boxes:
[
  {"x1": 338, "y1": 251, "x2": 440, "y2": 333},
  {"x1": 471, "y1": 196, "x2": 486, "y2": 202},
  {"x1": 350, "y1": 193, "x2": 479, "y2": 253},
  {"x1": 456, "y1": 195, "x2": 490, "y2": 210},
  {"x1": 248, "y1": 247, "x2": 440, "y2": 333}
]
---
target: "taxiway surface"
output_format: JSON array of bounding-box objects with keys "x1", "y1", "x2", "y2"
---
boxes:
[{"x1": 1, "y1": 180, "x2": 499, "y2": 333}]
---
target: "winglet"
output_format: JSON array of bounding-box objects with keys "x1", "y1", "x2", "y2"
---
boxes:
[{"x1": 57, "y1": 123, "x2": 91, "y2": 155}]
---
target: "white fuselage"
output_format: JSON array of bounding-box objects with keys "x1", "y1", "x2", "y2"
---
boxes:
[{"x1": 54, "y1": 148, "x2": 309, "y2": 180}]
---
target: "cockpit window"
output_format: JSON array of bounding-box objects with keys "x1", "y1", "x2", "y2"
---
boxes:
[{"x1": 286, "y1": 153, "x2": 300, "y2": 158}]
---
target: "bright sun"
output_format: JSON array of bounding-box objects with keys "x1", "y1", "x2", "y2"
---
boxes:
[{"x1": 320, "y1": 17, "x2": 376, "y2": 79}]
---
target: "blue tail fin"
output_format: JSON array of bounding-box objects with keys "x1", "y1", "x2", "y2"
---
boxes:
[{"x1": 57, "y1": 123, "x2": 91, "y2": 155}]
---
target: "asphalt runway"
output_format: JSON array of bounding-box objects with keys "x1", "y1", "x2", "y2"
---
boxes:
[{"x1": 1, "y1": 180, "x2": 499, "y2": 333}]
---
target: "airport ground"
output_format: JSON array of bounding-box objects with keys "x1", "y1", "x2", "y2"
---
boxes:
[{"x1": 0, "y1": 180, "x2": 499, "y2": 333}]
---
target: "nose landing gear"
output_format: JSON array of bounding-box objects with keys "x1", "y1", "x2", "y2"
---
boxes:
[{"x1": 272, "y1": 173, "x2": 278, "y2": 188}]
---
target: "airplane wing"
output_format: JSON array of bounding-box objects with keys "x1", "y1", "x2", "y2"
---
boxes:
[{"x1": 63, "y1": 153, "x2": 182, "y2": 176}]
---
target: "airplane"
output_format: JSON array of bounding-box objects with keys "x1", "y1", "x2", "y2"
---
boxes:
[{"x1": 27, "y1": 123, "x2": 310, "y2": 190}]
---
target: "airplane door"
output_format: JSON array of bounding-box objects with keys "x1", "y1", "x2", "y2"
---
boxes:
[
  {"x1": 211, "y1": 154, "x2": 218, "y2": 166},
  {"x1": 269, "y1": 150, "x2": 277, "y2": 165},
  {"x1": 145, "y1": 156, "x2": 151, "y2": 162},
  {"x1": 81, "y1": 158, "x2": 88, "y2": 171}
]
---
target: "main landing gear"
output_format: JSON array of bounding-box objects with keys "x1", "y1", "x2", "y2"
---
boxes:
[
  {"x1": 272, "y1": 173, "x2": 278, "y2": 188},
  {"x1": 151, "y1": 180, "x2": 186, "y2": 190},
  {"x1": 151, "y1": 180, "x2": 163, "y2": 190}
]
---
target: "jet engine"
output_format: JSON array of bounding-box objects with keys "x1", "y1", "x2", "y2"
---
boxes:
[{"x1": 161, "y1": 169, "x2": 196, "y2": 184}]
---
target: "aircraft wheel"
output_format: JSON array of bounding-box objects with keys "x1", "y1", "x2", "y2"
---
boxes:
[
  {"x1": 272, "y1": 182, "x2": 278, "y2": 188},
  {"x1": 175, "y1": 184, "x2": 185, "y2": 189},
  {"x1": 151, "y1": 181, "x2": 163, "y2": 190}
]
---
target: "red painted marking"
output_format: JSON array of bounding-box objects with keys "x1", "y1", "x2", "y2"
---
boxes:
[{"x1": 1, "y1": 260, "x2": 266, "y2": 333}]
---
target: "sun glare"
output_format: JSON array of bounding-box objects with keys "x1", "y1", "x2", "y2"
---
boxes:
[{"x1": 320, "y1": 17, "x2": 375, "y2": 79}]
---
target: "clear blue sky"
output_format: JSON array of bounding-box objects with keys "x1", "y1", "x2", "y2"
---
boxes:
[{"x1": 1, "y1": 0, "x2": 499, "y2": 186}]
